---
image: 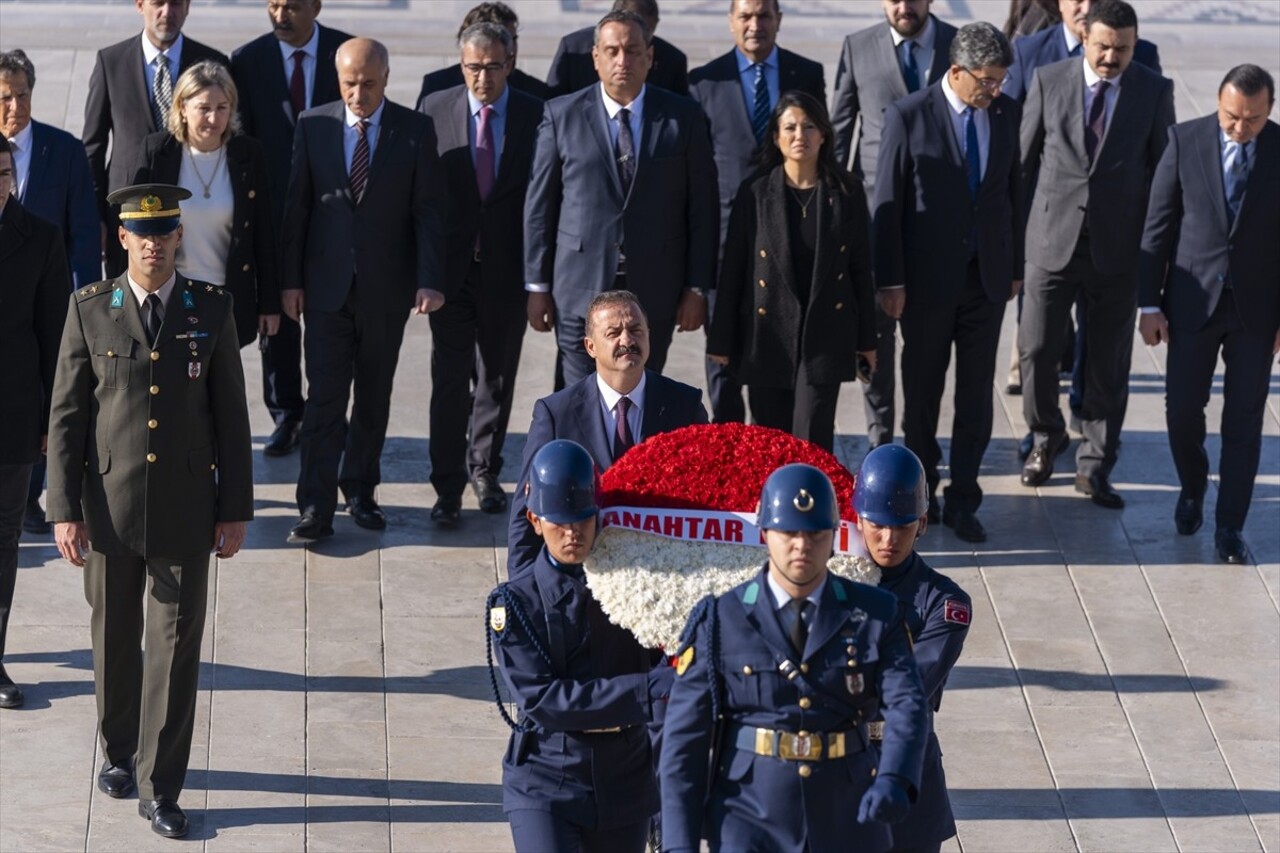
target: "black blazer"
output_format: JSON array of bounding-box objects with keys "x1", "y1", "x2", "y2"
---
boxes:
[
  {"x1": 688, "y1": 48, "x2": 826, "y2": 249},
  {"x1": 130, "y1": 133, "x2": 281, "y2": 347},
  {"x1": 416, "y1": 65, "x2": 549, "y2": 109},
  {"x1": 873, "y1": 82, "x2": 1025, "y2": 303},
  {"x1": 20, "y1": 120, "x2": 100, "y2": 291},
  {"x1": 418, "y1": 85, "x2": 544, "y2": 303},
  {"x1": 1138, "y1": 115, "x2": 1280, "y2": 337},
  {"x1": 83, "y1": 34, "x2": 229, "y2": 222},
  {"x1": 0, "y1": 200, "x2": 70, "y2": 463},
  {"x1": 506, "y1": 370, "x2": 709, "y2": 575},
  {"x1": 230, "y1": 24, "x2": 353, "y2": 227},
  {"x1": 709, "y1": 167, "x2": 876, "y2": 388},
  {"x1": 546, "y1": 26, "x2": 688, "y2": 97},
  {"x1": 281, "y1": 99, "x2": 446, "y2": 313}
]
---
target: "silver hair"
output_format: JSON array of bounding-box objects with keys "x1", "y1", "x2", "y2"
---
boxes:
[
  {"x1": 458, "y1": 21, "x2": 513, "y2": 56},
  {"x1": 0, "y1": 49, "x2": 35, "y2": 88},
  {"x1": 950, "y1": 21, "x2": 1013, "y2": 70}
]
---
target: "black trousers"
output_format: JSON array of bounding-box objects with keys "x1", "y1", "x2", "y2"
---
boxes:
[
  {"x1": 83, "y1": 550, "x2": 209, "y2": 801},
  {"x1": 862, "y1": 302, "x2": 898, "y2": 448},
  {"x1": 261, "y1": 313, "x2": 306, "y2": 427},
  {"x1": 0, "y1": 463, "x2": 32, "y2": 661},
  {"x1": 297, "y1": 284, "x2": 408, "y2": 520},
  {"x1": 1166, "y1": 291, "x2": 1274, "y2": 531},
  {"x1": 554, "y1": 276, "x2": 675, "y2": 386},
  {"x1": 1020, "y1": 234, "x2": 1135, "y2": 479},
  {"x1": 747, "y1": 364, "x2": 842, "y2": 454},
  {"x1": 704, "y1": 290, "x2": 746, "y2": 423},
  {"x1": 507, "y1": 809, "x2": 648, "y2": 853},
  {"x1": 901, "y1": 260, "x2": 1005, "y2": 511},
  {"x1": 428, "y1": 261, "x2": 527, "y2": 499}
]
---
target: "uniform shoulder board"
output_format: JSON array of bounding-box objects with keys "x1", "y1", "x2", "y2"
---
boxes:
[
  {"x1": 675, "y1": 645, "x2": 695, "y2": 676},
  {"x1": 76, "y1": 283, "x2": 111, "y2": 301}
]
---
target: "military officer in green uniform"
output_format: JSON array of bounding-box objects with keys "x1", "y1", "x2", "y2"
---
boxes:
[{"x1": 46, "y1": 184, "x2": 253, "y2": 839}]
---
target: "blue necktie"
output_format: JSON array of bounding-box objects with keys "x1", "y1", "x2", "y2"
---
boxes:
[
  {"x1": 1069, "y1": 42, "x2": 1083, "y2": 58},
  {"x1": 901, "y1": 41, "x2": 921, "y2": 93},
  {"x1": 1225, "y1": 141, "x2": 1249, "y2": 222},
  {"x1": 964, "y1": 107, "x2": 981, "y2": 198},
  {"x1": 751, "y1": 62, "x2": 771, "y2": 144}
]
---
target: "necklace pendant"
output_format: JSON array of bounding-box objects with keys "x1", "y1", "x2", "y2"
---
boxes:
[{"x1": 203, "y1": 189, "x2": 211, "y2": 199}]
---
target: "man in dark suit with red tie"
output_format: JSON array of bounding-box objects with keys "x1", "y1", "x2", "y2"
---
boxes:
[
  {"x1": 83, "y1": 0, "x2": 227, "y2": 278},
  {"x1": 1137, "y1": 64, "x2": 1279, "y2": 565},
  {"x1": 231, "y1": 0, "x2": 352, "y2": 457},
  {"x1": 419, "y1": 23, "x2": 544, "y2": 528}
]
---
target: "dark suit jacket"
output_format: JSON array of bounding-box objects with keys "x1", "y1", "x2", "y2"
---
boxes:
[
  {"x1": 831, "y1": 16, "x2": 958, "y2": 189},
  {"x1": 130, "y1": 133, "x2": 281, "y2": 347},
  {"x1": 1021, "y1": 58, "x2": 1175, "y2": 275},
  {"x1": 46, "y1": 274, "x2": 253, "y2": 558},
  {"x1": 0, "y1": 200, "x2": 70, "y2": 463},
  {"x1": 523, "y1": 84, "x2": 719, "y2": 325},
  {"x1": 547, "y1": 26, "x2": 688, "y2": 97},
  {"x1": 506, "y1": 370, "x2": 708, "y2": 573},
  {"x1": 281, "y1": 99, "x2": 446, "y2": 313},
  {"x1": 83, "y1": 34, "x2": 230, "y2": 222},
  {"x1": 1003, "y1": 25, "x2": 1161, "y2": 102},
  {"x1": 709, "y1": 167, "x2": 876, "y2": 387},
  {"x1": 230, "y1": 24, "x2": 352, "y2": 227},
  {"x1": 1138, "y1": 115, "x2": 1280, "y2": 337},
  {"x1": 416, "y1": 65, "x2": 549, "y2": 109},
  {"x1": 419, "y1": 85, "x2": 543, "y2": 302},
  {"x1": 874, "y1": 83, "x2": 1025, "y2": 304},
  {"x1": 688, "y1": 48, "x2": 825, "y2": 248},
  {"x1": 19, "y1": 120, "x2": 100, "y2": 291}
]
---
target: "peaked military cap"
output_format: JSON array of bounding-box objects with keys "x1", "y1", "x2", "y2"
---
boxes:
[{"x1": 107, "y1": 183, "x2": 191, "y2": 235}]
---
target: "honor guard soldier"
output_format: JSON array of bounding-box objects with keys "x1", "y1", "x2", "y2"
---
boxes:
[
  {"x1": 46, "y1": 184, "x2": 253, "y2": 839},
  {"x1": 659, "y1": 463, "x2": 930, "y2": 853},
  {"x1": 486, "y1": 439, "x2": 674, "y2": 852},
  {"x1": 855, "y1": 444, "x2": 972, "y2": 853}
]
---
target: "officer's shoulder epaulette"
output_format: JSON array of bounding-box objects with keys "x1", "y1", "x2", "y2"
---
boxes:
[{"x1": 75, "y1": 282, "x2": 113, "y2": 301}]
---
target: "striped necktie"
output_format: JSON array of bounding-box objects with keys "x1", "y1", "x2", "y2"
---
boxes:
[
  {"x1": 751, "y1": 62, "x2": 770, "y2": 144},
  {"x1": 151, "y1": 54, "x2": 173, "y2": 130},
  {"x1": 350, "y1": 119, "x2": 370, "y2": 202}
]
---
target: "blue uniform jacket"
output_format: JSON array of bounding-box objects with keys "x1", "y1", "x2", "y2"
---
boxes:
[
  {"x1": 877, "y1": 553, "x2": 971, "y2": 850},
  {"x1": 660, "y1": 567, "x2": 929, "y2": 853},
  {"x1": 492, "y1": 550, "x2": 663, "y2": 829}
]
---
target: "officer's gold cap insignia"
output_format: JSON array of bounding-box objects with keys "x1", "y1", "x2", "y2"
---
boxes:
[
  {"x1": 793, "y1": 489, "x2": 814, "y2": 512},
  {"x1": 490, "y1": 606, "x2": 506, "y2": 632},
  {"x1": 140, "y1": 194, "x2": 161, "y2": 212},
  {"x1": 676, "y1": 646, "x2": 694, "y2": 676}
]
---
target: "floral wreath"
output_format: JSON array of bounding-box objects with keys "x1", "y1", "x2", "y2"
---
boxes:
[{"x1": 584, "y1": 423, "x2": 879, "y2": 649}]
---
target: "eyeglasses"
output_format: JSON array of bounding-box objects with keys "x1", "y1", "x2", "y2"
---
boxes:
[
  {"x1": 463, "y1": 61, "x2": 509, "y2": 77},
  {"x1": 962, "y1": 67, "x2": 1004, "y2": 92}
]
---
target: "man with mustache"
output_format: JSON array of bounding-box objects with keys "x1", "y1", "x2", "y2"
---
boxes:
[
  {"x1": 230, "y1": 0, "x2": 353, "y2": 458},
  {"x1": 507, "y1": 290, "x2": 707, "y2": 576},
  {"x1": 1018, "y1": 0, "x2": 1175, "y2": 508}
]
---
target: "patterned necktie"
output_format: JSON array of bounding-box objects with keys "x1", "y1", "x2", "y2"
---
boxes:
[
  {"x1": 902, "y1": 41, "x2": 921, "y2": 93},
  {"x1": 152, "y1": 54, "x2": 173, "y2": 130},
  {"x1": 350, "y1": 119, "x2": 370, "y2": 202},
  {"x1": 1085, "y1": 79, "x2": 1110, "y2": 163},
  {"x1": 1225, "y1": 141, "x2": 1249, "y2": 222},
  {"x1": 751, "y1": 62, "x2": 771, "y2": 144},
  {"x1": 476, "y1": 105, "x2": 496, "y2": 201},
  {"x1": 144, "y1": 293, "x2": 163, "y2": 347},
  {"x1": 290, "y1": 49, "x2": 307, "y2": 118},
  {"x1": 614, "y1": 396, "x2": 634, "y2": 460},
  {"x1": 964, "y1": 107, "x2": 981, "y2": 198},
  {"x1": 787, "y1": 598, "x2": 810, "y2": 656},
  {"x1": 616, "y1": 107, "x2": 636, "y2": 191}
]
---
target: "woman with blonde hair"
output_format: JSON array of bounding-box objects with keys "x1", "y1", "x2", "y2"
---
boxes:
[{"x1": 131, "y1": 59, "x2": 279, "y2": 348}]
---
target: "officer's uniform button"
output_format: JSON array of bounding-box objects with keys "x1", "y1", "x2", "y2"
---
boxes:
[
  {"x1": 798, "y1": 697, "x2": 811, "y2": 709},
  {"x1": 148, "y1": 419, "x2": 158, "y2": 429},
  {"x1": 106, "y1": 350, "x2": 115, "y2": 357},
  {"x1": 150, "y1": 351, "x2": 160, "y2": 361},
  {"x1": 242, "y1": 264, "x2": 251, "y2": 272},
  {"x1": 840, "y1": 244, "x2": 847, "y2": 253},
  {"x1": 835, "y1": 302, "x2": 844, "y2": 310},
  {"x1": 758, "y1": 249, "x2": 767, "y2": 258},
  {"x1": 800, "y1": 663, "x2": 809, "y2": 673},
  {"x1": 757, "y1": 307, "x2": 767, "y2": 316},
  {"x1": 871, "y1": 767, "x2": 877, "y2": 777},
  {"x1": 248, "y1": 190, "x2": 256, "y2": 199},
  {"x1": 149, "y1": 385, "x2": 160, "y2": 395},
  {"x1": 758, "y1": 279, "x2": 766, "y2": 288},
  {"x1": 210, "y1": 463, "x2": 216, "y2": 471},
  {"x1": 848, "y1": 659, "x2": 857, "y2": 667},
  {"x1": 797, "y1": 764, "x2": 812, "y2": 778},
  {"x1": 742, "y1": 665, "x2": 753, "y2": 675},
  {"x1": 837, "y1": 272, "x2": 844, "y2": 280},
  {"x1": 146, "y1": 453, "x2": 157, "y2": 463}
]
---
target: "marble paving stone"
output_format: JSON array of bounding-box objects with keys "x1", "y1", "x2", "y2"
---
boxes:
[{"x1": 305, "y1": 722, "x2": 389, "y2": 775}]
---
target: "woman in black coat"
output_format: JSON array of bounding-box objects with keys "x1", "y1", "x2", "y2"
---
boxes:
[
  {"x1": 130, "y1": 60, "x2": 279, "y2": 349},
  {"x1": 707, "y1": 91, "x2": 877, "y2": 452}
]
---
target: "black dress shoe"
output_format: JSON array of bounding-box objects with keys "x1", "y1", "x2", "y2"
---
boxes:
[
  {"x1": 1215, "y1": 528, "x2": 1250, "y2": 564},
  {"x1": 1075, "y1": 473, "x2": 1124, "y2": 509},
  {"x1": 431, "y1": 496, "x2": 462, "y2": 528},
  {"x1": 22, "y1": 501, "x2": 51, "y2": 535},
  {"x1": 471, "y1": 472, "x2": 508, "y2": 514},
  {"x1": 97, "y1": 759, "x2": 135, "y2": 798},
  {"x1": 263, "y1": 421, "x2": 301, "y2": 457},
  {"x1": 288, "y1": 512, "x2": 334, "y2": 543},
  {"x1": 0, "y1": 664, "x2": 23, "y2": 709},
  {"x1": 942, "y1": 505, "x2": 987, "y2": 543},
  {"x1": 926, "y1": 495, "x2": 940, "y2": 525},
  {"x1": 1017, "y1": 432, "x2": 1034, "y2": 462},
  {"x1": 139, "y1": 798, "x2": 188, "y2": 838},
  {"x1": 346, "y1": 495, "x2": 387, "y2": 530},
  {"x1": 1175, "y1": 494, "x2": 1203, "y2": 535},
  {"x1": 1021, "y1": 434, "x2": 1069, "y2": 487}
]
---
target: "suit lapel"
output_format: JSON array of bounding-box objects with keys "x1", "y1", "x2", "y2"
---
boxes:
[
  {"x1": 22, "y1": 122, "x2": 51, "y2": 204},
  {"x1": 1195, "y1": 119, "x2": 1231, "y2": 235},
  {"x1": 363, "y1": 104, "x2": 397, "y2": 198},
  {"x1": 802, "y1": 577, "x2": 850, "y2": 662},
  {"x1": 315, "y1": 26, "x2": 343, "y2": 106},
  {"x1": 323, "y1": 104, "x2": 354, "y2": 206},
  {"x1": 925, "y1": 17, "x2": 953, "y2": 85},
  {"x1": 739, "y1": 568, "x2": 799, "y2": 664},
  {"x1": 131, "y1": 36, "x2": 157, "y2": 133},
  {"x1": 1062, "y1": 62, "x2": 1089, "y2": 170},
  {"x1": 1091, "y1": 68, "x2": 1133, "y2": 175},
  {"x1": 1229, "y1": 122, "x2": 1273, "y2": 235},
  {"x1": 876, "y1": 25, "x2": 910, "y2": 102},
  {"x1": 763, "y1": 168, "x2": 796, "y2": 294},
  {"x1": 718, "y1": 52, "x2": 756, "y2": 142},
  {"x1": 111, "y1": 274, "x2": 150, "y2": 347},
  {"x1": 534, "y1": 556, "x2": 576, "y2": 674},
  {"x1": 0, "y1": 200, "x2": 26, "y2": 263},
  {"x1": 450, "y1": 89, "x2": 481, "y2": 204},
  {"x1": 586, "y1": 90, "x2": 624, "y2": 200},
  {"x1": 980, "y1": 101, "x2": 1011, "y2": 193},
  {"x1": 577, "y1": 379, "x2": 615, "y2": 467},
  {"x1": 927, "y1": 85, "x2": 964, "y2": 172},
  {"x1": 638, "y1": 371, "x2": 667, "y2": 440}
]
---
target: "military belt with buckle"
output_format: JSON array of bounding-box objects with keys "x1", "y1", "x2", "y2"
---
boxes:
[
  {"x1": 579, "y1": 726, "x2": 628, "y2": 734},
  {"x1": 867, "y1": 721, "x2": 884, "y2": 741},
  {"x1": 731, "y1": 724, "x2": 858, "y2": 761}
]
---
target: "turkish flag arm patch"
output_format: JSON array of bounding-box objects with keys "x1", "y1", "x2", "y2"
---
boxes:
[{"x1": 943, "y1": 599, "x2": 971, "y2": 626}]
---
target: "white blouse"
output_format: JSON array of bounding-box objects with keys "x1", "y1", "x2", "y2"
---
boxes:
[{"x1": 175, "y1": 145, "x2": 234, "y2": 287}]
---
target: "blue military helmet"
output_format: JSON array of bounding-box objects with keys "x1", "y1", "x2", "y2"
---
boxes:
[
  {"x1": 756, "y1": 463, "x2": 840, "y2": 532},
  {"x1": 527, "y1": 439, "x2": 599, "y2": 524},
  {"x1": 853, "y1": 444, "x2": 929, "y2": 526}
]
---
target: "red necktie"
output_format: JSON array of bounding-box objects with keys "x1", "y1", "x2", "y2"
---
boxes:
[
  {"x1": 475, "y1": 105, "x2": 496, "y2": 201},
  {"x1": 1085, "y1": 80, "x2": 1110, "y2": 163},
  {"x1": 290, "y1": 50, "x2": 306, "y2": 119},
  {"x1": 614, "y1": 396, "x2": 634, "y2": 460}
]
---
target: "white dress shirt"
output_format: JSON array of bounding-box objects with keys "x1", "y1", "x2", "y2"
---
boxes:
[
  {"x1": 277, "y1": 24, "x2": 320, "y2": 112},
  {"x1": 1082, "y1": 58, "x2": 1122, "y2": 134},
  {"x1": 7, "y1": 120, "x2": 33, "y2": 201},
  {"x1": 941, "y1": 72, "x2": 990, "y2": 180},
  {"x1": 597, "y1": 371, "x2": 646, "y2": 452},
  {"x1": 343, "y1": 100, "x2": 385, "y2": 175}
]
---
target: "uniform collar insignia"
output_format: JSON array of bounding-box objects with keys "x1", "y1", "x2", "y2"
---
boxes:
[{"x1": 110, "y1": 289, "x2": 124, "y2": 308}]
